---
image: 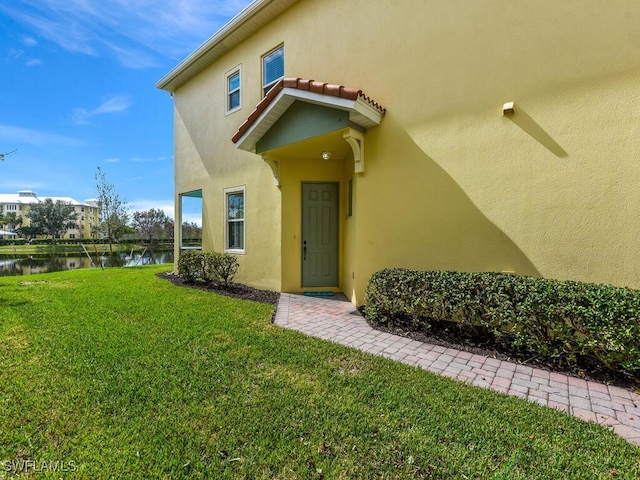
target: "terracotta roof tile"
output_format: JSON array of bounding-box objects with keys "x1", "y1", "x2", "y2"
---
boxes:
[{"x1": 232, "y1": 78, "x2": 386, "y2": 144}]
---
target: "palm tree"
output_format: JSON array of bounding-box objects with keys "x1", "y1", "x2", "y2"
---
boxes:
[{"x1": 1, "y1": 212, "x2": 22, "y2": 233}]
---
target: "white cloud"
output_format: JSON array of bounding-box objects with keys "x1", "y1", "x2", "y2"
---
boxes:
[
  {"x1": 73, "y1": 95, "x2": 131, "y2": 125},
  {"x1": 124, "y1": 176, "x2": 146, "y2": 183},
  {"x1": 0, "y1": 124, "x2": 83, "y2": 147},
  {"x1": 7, "y1": 48, "x2": 25, "y2": 60},
  {"x1": 22, "y1": 36, "x2": 38, "y2": 47},
  {"x1": 0, "y1": 0, "x2": 251, "y2": 67},
  {"x1": 1, "y1": 5, "x2": 97, "y2": 56},
  {"x1": 127, "y1": 199, "x2": 202, "y2": 226},
  {"x1": 180, "y1": 213, "x2": 202, "y2": 227},
  {"x1": 129, "y1": 199, "x2": 174, "y2": 220},
  {"x1": 25, "y1": 58, "x2": 43, "y2": 67},
  {"x1": 0, "y1": 179, "x2": 47, "y2": 190},
  {"x1": 105, "y1": 158, "x2": 120, "y2": 163},
  {"x1": 130, "y1": 156, "x2": 168, "y2": 163},
  {"x1": 102, "y1": 41, "x2": 158, "y2": 69}
]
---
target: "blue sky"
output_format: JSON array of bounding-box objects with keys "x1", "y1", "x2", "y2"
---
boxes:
[{"x1": 0, "y1": 0, "x2": 251, "y2": 223}]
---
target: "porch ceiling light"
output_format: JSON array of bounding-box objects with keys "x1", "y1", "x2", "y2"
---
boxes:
[{"x1": 322, "y1": 151, "x2": 332, "y2": 161}]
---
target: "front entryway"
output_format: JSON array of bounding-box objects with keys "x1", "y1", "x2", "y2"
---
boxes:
[{"x1": 301, "y1": 182, "x2": 339, "y2": 287}]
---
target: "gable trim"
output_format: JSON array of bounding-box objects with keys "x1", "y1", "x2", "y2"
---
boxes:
[
  {"x1": 232, "y1": 78, "x2": 386, "y2": 153},
  {"x1": 156, "y1": 0, "x2": 298, "y2": 93}
]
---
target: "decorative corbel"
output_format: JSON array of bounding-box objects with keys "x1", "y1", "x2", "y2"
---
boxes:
[
  {"x1": 262, "y1": 156, "x2": 281, "y2": 187},
  {"x1": 343, "y1": 129, "x2": 365, "y2": 173}
]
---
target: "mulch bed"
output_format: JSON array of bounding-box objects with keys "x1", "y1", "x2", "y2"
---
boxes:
[
  {"x1": 157, "y1": 272, "x2": 280, "y2": 306},
  {"x1": 158, "y1": 271, "x2": 638, "y2": 391}
]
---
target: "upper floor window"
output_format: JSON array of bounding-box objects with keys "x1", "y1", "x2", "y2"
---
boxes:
[
  {"x1": 226, "y1": 66, "x2": 241, "y2": 113},
  {"x1": 262, "y1": 45, "x2": 284, "y2": 96}
]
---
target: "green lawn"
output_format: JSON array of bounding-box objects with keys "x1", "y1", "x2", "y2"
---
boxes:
[{"x1": 0, "y1": 266, "x2": 637, "y2": 479}]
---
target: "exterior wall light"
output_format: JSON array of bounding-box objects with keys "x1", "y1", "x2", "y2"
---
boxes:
[
  {"x1": 322, "y1": 151, "x2": 332, "y2": 160},
  {"x1": 502, "y1": 101, "x2": 515, "y2": 115}
]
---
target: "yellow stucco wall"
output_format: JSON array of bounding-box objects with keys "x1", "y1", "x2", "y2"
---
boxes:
[
  {"x1": 2, "y1": 204, "x2": 98, "y2": 240},
  {"x1": 173, "y1": 44, "x2": 283, "y2": 291},
  {"x1": 171, "y1": 0, "x2": 640, "y2": 304},
  {"x1": 279, "y1": 157, "x2": 346, "y2": 293}
]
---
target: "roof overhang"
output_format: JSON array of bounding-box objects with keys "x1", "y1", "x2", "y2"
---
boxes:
[
  {"x1": 156, "y1": 0, "x2": 298, "y2": 93},
  {"x1": 233, "y1": 78, "x2": 386, "y2": 153}
]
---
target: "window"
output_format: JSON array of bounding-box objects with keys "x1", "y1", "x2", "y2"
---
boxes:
[
  {"x1": 225, "y1": 186, "x2": 245, "y2": 253},
  {"x1": 262, "y1": 45, "x2": 284, "y2": 96},
  {"x1": 179, "y1": 190, "x2": 203, "y2": 251},
  {"x1": 225, "y1": 66, "x2": 241, "y2": 113}
]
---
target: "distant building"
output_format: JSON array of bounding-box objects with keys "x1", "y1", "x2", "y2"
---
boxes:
[{"x1": 0, "y1": 190, "x2": 99, "y2": 240}]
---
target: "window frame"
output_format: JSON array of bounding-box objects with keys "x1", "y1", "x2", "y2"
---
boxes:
[
  {"x1": 224, "y1": 185, "x2": 246, "y2": 254},
  {"x1": 261, "y1": 44, "x2": 284, "y2": 96},
  {"x1": 225, "y1": 65, "x2": 242, "y2": 114}
]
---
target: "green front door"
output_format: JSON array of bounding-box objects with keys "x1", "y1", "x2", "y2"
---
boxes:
[{"x1": 302, "y1": 182, "x2": 339, "y2": 287}]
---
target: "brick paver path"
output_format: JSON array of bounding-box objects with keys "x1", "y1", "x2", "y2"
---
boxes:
[{"x1": 274, "y1": 293, "x2": 640, "y2": 446}]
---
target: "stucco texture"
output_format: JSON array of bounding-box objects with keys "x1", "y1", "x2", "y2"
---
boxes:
[{"x1": 169, "y1": 0, "x2": 640, "y2": 303}]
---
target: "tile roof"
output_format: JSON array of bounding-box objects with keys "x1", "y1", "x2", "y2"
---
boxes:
[{"x1": 232, "y1": 78, "x2": 386, "y2": 144}]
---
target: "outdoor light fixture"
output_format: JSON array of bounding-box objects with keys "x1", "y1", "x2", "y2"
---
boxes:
[
  {"x1": 322, "y1": 151, "x2": 332, "y2": 160},
  {"x1": 502, "y1": 101, "x2": 515, "y2": 115}
]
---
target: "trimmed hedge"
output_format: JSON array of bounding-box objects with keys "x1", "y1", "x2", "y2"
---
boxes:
[
  {"x1": 177, "y1": 250, "x2": 239, "y2": 287},
  {"x1": 364, "y1": 269, "x2": 640, "y2": 376}
]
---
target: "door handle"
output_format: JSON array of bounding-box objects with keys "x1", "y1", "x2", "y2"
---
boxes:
[{"x1": 303, "y1": 240, "x2": 307, "y2": 260}]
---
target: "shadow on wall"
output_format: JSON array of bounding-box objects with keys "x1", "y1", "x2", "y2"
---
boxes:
[
  {"x1": 506, "y1": 106, "x2": 568, "y2": 158},
  {"x1": 360, "y1": 118, "x2": 541, "y2": 278}
]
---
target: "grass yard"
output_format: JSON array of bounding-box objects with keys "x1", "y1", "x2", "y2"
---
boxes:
[{"x1": 0, "y1": 266, "x2": 638, "y2": 479}]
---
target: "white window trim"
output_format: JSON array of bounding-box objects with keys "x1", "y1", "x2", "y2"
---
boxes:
[
  {"x1": 224, "y1": 185, "x2": 246, "y2": 254},
  {"x1": 225, "y1": 65, "x2": 242, "y2": 115},
  {"x1": 262, "y1": 44, "x2": 284, "y2": 96}
]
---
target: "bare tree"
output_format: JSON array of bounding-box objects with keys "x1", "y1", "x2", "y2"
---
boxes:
[
  {"x1": 181, "y1": 221, "x2": 202, "y2": 240},
  {"x1": 95, "y1": 166, "x2": 129, "y2": 254},
  {"x1": 131, "y1": 208, "x2": 170, "y2": 245},
  {"x1": 0, "y1": 149, "x2": 16, "y2": 161},
  {"x1": 162, "y1": 217, "x2": 174, "y2": 241}
]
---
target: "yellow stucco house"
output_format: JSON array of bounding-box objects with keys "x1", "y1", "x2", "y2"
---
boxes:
[
  {"x1": 157, "y1": 0, "x2": 640, "y2": 305},
  {"x1": 0, "y1": 191, "x2": 99, "y2": 240}
]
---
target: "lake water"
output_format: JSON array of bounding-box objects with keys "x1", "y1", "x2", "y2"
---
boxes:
[{"x1": 0, "y1": 250, "x2": 174, "y2": 276}]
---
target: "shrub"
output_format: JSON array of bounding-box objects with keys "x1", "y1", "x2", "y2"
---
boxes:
[
  {"x1": 206, "y1": 252, "x2": 239, "y2": 287},
  {"x1": 177, "y1": 250, "x2": 206, "y2": 283},
  {"x1": 364, "y1": 269, "x2": 640, "y2": 376},
  {"x1": 178, "y1": 250, "x2": 239, "y2": 287}
]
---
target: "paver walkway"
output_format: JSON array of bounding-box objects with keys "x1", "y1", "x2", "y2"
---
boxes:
[{"x1": 274, "y1": 293, "x2": 640, "y2": 447}]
